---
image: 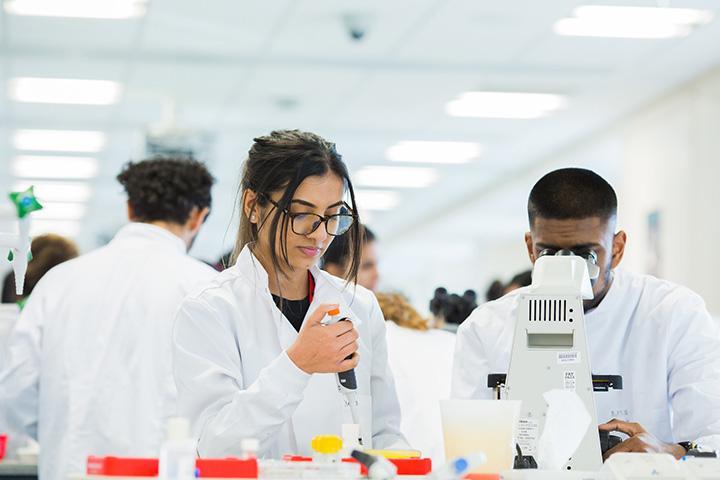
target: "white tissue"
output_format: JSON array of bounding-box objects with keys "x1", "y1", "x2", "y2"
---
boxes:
[{"x1": 536, "y1": 389, "x2": 591, "y2": 470}]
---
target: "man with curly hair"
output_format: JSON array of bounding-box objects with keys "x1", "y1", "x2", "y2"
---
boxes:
[{"x1": 0, "y1": 157, "x2": 217, "y2": 480}]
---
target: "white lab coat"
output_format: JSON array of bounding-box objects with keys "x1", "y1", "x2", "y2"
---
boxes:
[
  {"x1": 0, "y1": 223, "x2": 217, "y2": 480},
  {"x1": 385, "y1": 321, "x2": 455, "y2": 465},
  {"x1": 173, "y1": 246, "x2": 407, "y2": 458},
  {"x1": 452, "y1": 268, "x2": 720, "y2": 451},
  {"x1": 0, "y1": 303, "x2": 30, "y2": 460}
]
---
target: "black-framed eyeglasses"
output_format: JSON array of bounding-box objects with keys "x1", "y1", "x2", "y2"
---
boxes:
[{"x1": 261, "y1": 194, "x2": 357, "y2": 236}]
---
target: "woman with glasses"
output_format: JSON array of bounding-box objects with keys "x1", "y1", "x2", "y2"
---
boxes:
[{"x1": 173, "y1": 130, "x2": 407, "y2": 458}]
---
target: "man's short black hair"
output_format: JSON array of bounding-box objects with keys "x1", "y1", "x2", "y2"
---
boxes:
[
  {"x1": 528, "y1": 168, "x2": 617, "y2": 226},
  {"x1": 323, "y1": 225, "x2": 375, "y2": 268},
  {"x1": 117, "y1": 157, "x2": 215, "y2": 225}
]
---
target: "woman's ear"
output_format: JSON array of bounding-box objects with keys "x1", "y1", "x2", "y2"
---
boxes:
[{"x1": 243, "y1": 190, "x2": 259, "y2": 224}]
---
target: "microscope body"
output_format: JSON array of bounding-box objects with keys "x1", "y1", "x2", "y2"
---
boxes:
[{"x1": 505, "y1": 255, "x2": 603, "y2": 470}]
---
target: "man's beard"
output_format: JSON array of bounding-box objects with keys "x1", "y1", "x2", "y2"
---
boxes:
[{"x1": 583, "y1": 265, "x2": 614, "y2": 312}]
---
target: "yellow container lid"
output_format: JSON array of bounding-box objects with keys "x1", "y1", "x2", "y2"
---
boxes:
[{"x1": 311, "y1": 435, "x2": 343, "y2": 454}]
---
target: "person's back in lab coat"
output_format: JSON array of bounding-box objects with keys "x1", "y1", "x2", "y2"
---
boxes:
[
  {"x1": 0, "y1": 158, "x2": 217, "y2": 480},
  {"x1": 376, "y1": 292, "x2": 455, "y2": 465}
]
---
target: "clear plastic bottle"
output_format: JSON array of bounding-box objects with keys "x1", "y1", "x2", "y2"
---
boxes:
[
  {"x1": 158, "y1": 417, "x2": 196, "y2": 480},
  {"x1": 240, "y1": 438, "x2": 259, "y2": 460},
  {"x1": 341, "y1": 424, "x2": 361, "y2": 457}
]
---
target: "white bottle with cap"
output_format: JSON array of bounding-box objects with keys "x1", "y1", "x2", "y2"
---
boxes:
[
  {"x1": 240, "y1": 438, "x2": 259, "y2": 460},
  {"x1": 158, "y1": 417, "x2": 196, "y2": 480},
  {"x1": 341, "y1": 424, "x2": 361, "y2": 457}
]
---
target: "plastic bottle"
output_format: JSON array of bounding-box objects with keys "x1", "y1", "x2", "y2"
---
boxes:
[
  {"x1": 240, "y1": 438, "x2": 259, "y2": 460},
  {"x1": 341, "y1": 424, "x2": 361, "y2": 457},
  {"x1": 158, "y1": 417, "x2": 196, "y2": 480},
  {"x1": 311, "y1": 435, "x2": 343, "y2": 463}
]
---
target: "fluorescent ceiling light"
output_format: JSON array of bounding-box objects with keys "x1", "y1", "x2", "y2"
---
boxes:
[
  {"x1": 354, "y1": 166, "x2": 438, "y2": 188},
  {"x1": 13, "y1": 155, "x2": 99, "y2": 179},
  {"x1": 4, "y1": 0, "x2": 147, "y2": 19},
  {"x1": 33, "y1": 202, "x2": 87, "y2": 220},
  {"x1": 386, "y1": 141, "x2": 482, "y2": 164},
  {"x1": 13, "y1": 129, "x2": 106, "y2": 153},
  {"x1": 554, "y1": 6, "x2": 713, "y2": 39},
  {"x1": 353, "y1": 190, "x2": 400, "y2": 211},
  {"x1": 445, "y1": 91, "x2": 567, "y2": 119},
  {"x1": 10, "y1": 78, "x2": 122, "y2": 105},
  {"x1": 13, "y1": 181, "x2": 92, "y2": 202},
  {"x1": 30, "y1": 220, "x2": 81, "y2": 238},
  {"x1": 574, "y1": 6, "x2": 713, "y2": 25}
]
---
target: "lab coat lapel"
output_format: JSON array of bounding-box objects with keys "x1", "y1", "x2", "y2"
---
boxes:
[{"x1": 235, "y1": 248, "x2": 299, "y2": 350}]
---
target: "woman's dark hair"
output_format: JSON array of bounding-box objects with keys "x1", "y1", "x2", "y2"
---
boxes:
[
  {"x1": 1, "y1": 234, "x2": 79, "y2": 303},
  {"x1": 508, "y1": 269, "x2": 532, "y2": 288},
  {"x1": 429, "y1": 287, "x2": 478, "y2": 325},
  {"x1": 233, "y1": 130, "x2": 362, "y2": 286},
  {"x1": 117, "y1": 156, "x2": 215, "y2": 225},
  {"x1": 485, "y1": 269, "x2": 533, "y2": 301},
  {"x1": 485, "y1": 280, "x2": 505, "y2": 302},
  {"x1": 322, "y1": 224, "x2": 375, "y2": 270}
]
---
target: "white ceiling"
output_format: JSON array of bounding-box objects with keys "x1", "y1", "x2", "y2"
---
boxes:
[{"x1": 3, "y1": 0, "x2": 720, "y2": 263}]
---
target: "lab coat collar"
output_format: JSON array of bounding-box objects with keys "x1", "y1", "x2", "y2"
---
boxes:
[
  {"x1": 235, "y1": 246, "x2": 363, "y2": 328},
  {"x1": 585, "y1": 268, "x2": 623, "y2": 319},
  {"x1": 112, "y1": 222, "x2": 187, "y2": 254},
  {"x1": 311, "y1": 266, "x2": 364, "y2": 328}
]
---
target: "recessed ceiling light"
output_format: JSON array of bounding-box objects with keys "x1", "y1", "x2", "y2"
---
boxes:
[
  {"x1": 354, "y1": 166, "x2": 438, "y2": 188},
  {"x1": 33, "y1": 202, "x2": 87, "y2": 220},
  {"x1": 9, "y1": 77, "x2": 122, "y2": 105},
  {"x1": 554, "y1": 6, "x2": 713, "y2": 39},
  {"x1": 386, "y1": 141, "x2": 482, "y2": 164},
  {"x1": 4, "y1": 0, "x2": 147, "y2": 19},
  {"x1": 13, "y1": 181, "x2": 92, "y2": 202},
  {"x1": 353, "y1": 190, "x2": 400, "y2": 211},
  {"x1": 445, "y1": 92, "x2": 567, "y2": 119},
  {"x1": 13, "y1": 129, "x2": 106, "y2": 153},
  {"x1": 13, "y1": 155, "x2": 99, "y2": 179}
]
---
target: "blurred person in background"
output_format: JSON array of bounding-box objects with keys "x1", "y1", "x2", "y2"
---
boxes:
[
  {"x1": 429, "y1": 287, "x2": 478, "y2": 332},
  {"x1": 0, "y1": 157, "x2": 217, "y2": 480},
  {"x1": 1, "y1": 234, "x2": 78, "y2": 462},
  {"x1": 323, "y1": 224, "x2": 379, "y2": 291},
  {"x1": 2, "y1": 234, "x2": 79, "y2": 307},
  {"x1": 376, "y1": 292, "x2": 455, "y2": 465},
  {"x1": 484, "y1": 269, "x2": 532, "y2": 302}
]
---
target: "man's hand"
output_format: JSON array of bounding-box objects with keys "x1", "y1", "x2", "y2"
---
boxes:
[{"x1": 599, "y1": 419, "x2": 686, "y2": 461}]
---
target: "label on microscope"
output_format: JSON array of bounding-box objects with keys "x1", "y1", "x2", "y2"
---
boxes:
[{"x1": 557, "y1": 351, "x2": 581, "y2": 364}]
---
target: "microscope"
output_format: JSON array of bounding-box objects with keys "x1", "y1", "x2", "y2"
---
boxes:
[
  {"x1": 488, "y1": 250, "x2": 624, "y2": 471},
  {"x1": 0, "y1": 187, "x2": 43, "y2": 296}
]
